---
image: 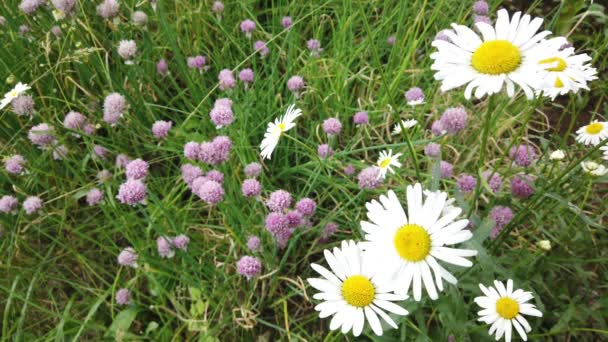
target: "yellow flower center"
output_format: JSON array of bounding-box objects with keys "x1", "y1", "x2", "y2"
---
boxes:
[
  {"x1": 393, "y1": 224, "x2": 431, "y2": 262},
  {"x1": 278, "y1": 122, "x2": 286, "y2": 132},
  {"x1": 341, "y1": 275, "x2": 375, "y2": 307},
  {"x1": 585, "y1": 122, "x2": 603, "y2": 135},
  {"x1": 554, "y1": 77, "x2": 564, "y2": 88},
  {"x1": 496, "y1": 297, "x2": 519, "y2": 319},
  {"x1": 471, "y1": 40, "x2": 522, "y2": 75},
  {"x1": 379, "y1": 158, "x2": 392, "y2": 168},
  {"x1": 10, "y1": 91, "x2": 18, "y2": 97},
  {"x1": 539, "y1": 57, "x2": 567, "y2": 72}
]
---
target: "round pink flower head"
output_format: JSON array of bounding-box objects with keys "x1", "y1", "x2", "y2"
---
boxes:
[
  {"x1": 482, "y1": 171, "x2": 503, "y2": 193},
  {"x1": 286, "y1": 210, "x2": 303, "y2": 228},
  {"x1": 28, "y1": 123, "x2": 56, "y2": 147},
  {"x1": 117, "y1": 179, "x2": 147, "y2": 206},
  {"x1": 457, "y1": 174, "x2": 477, "y2": 193},
  {"x1": 440, "y1": 161, "x2": 453, "y2": 179},
  {"x1": 0, "y1": 195, "x2": 18, "y2": 214},
  {"x1": 353, "y1": 111, "x2": 369, "y2": 125},
  {"x1": 247, "y1": 235, "x2": 261, "y2": 252},
  {"x1": 239, "y1": 68, "x2": 254, "y2": 84},
  {"x1": 184, "y1": 142, "x2": 201, "y2": 160},
  {"x1": 435, "y1": 30, "x2": 452, "y2": 43},
  {"x1": 281, "y1": 16, "x2": 293, "y2": 29},
  {"x1": 218, "y1": 69, "x2": 236, "y2": 91},
  {"x1": 103, "y1": 93, "x2": 126, "y2": 126},
  {"x1": 157, "y1": 59, "x2": 169, "y2": 76},
  {"x1": 51, "y1": 26, "x2": 62, "y2": 37},
  {"x1": 53, "y1": 145, "x2": 69, "y2": 160},
  {"x1": 317, "y1": 144, "x2": 334, "y2": 159},
  {"x1": 320, "y1": 222, "x2": 338, "y2": 242},
  {"x1": 431, "y1": 120, "x2": 446, "y2": 136},
  {"x1": 489, "y1": 206, "x2": 514, "y2": 239},
  {"x1": 387, "y1": 35, "x2": 396, "y2": 46},
  {"x1": 5, "y1": 155, "x2": 26, "y2": 175},
  {"x1": 275, "y1": 229, "x2": 294, "y2": 249},
  {"x1": 23, "y1": 196, "x2": 42, "y2": 215},
  {"x1": 358, "y1": 166, "x2": 383, "y2": 189},
  {"x1": 205, "y1": 170, "x2": 224, "y2": 184},
  {"x1": 19, "y1": 0, "x2": 43, "y2": 15},
  {"x1": 132, "y1": 10, "x2": 148, "y2": 26},
  {"x1": 212, "y1": 136, "x2": 232, "y2": 163},
  {"x1": 97, "y1": 169, "x2": 112, "y2": 182},
  {"x1": 212, "y1": 1, "x2": 224, "y2": 14},
  {"x1": 307, "y1": 39, "x2": 323, "y2": 57},
  {"x1": 440, "y1": 107, "x2": 468, "y2": 134},
  {"x1": 322, "y1": 118, "x2": 342, "y2": 135},
  {"x1": 115, "y1": 288, "x2": 131, "y2": 305},
  {"x1": 214, "y1": 98, "x2": 233, "y2": 108},
  {"x1": 12, "y1": 95, "x2": 35, "y2": 116},
  {"x1": 115, "y1": 154, "x2": 131, "y2": 169},
  {"x1": 197, "y1": 180, "x2": 225, "y2": 205},
  {"x1": 343, "y1": 164, "x2": 355, "y2": 175},
  {"x1": 191, "y1": 176, "x2": 209, "y2": 194},
  {"x1": 187, "y1": 55, "x2": 206, "y2": 70},
  {"x1": 266, "y1": 190, "x2": 292, "y2": 212},
  {"x1": 117, "y1": 247, "x2": 138, "y2": 268},
  {"x1": 172, "y1": 234, "x2": 190, "y2": 250},
  {"x1": 83, "y1": 124, "x2": 95, "y2": 135},
  {"x1": 181, "y1": 164, "x2": 203, "y2": 186},
  {"x1": 237, "y1": 256, "x2": 262, "y2": 279},
  {"x1": 511, "y1": 174, "x2": 535, "y2": 199},
  {"x1": 295, "y1": 198, "x2": 316, "y2": 217},
  {"x1": 265, "y1": 212, "x2": 290, "y2": 235},
  {"x1": 509, "y1": 144, "x2": 538, "y2": 167},
  {"x1": 209, "y1": 104, "x2": 234, "y2": 128},
  {"x1": 242, "y1": 179, "x2": 262, "y2": 198},
  {"x1": 254, "y1": 40, "x2": 269, "y2": 57},
  {"x1": 287, "y1": 76, "x2": 305, "y2": 93},
  {"x1": 63, "y1": 111, "x2": 86, "y2": 131},
  {"x1": 93, "y1": 145, "x2": 109, "y2": 160},
  {"x1": 240, "y1": 19, "x2": 256, "y2": 36},
  {"x1": 424, "y1": 143, "x2": 441, "y2": 157},
  {"x1": 125, "y1": 159, "x2": 149, "y2": 180},
  {"x1": 117, "y1": 40, "x2": 137, "y2": 61},
  {"x1": 473, "y1": 0, "x2": 489, "y2": 15},
  {"x1": 244, "y1": 162, "x2": 262, "y2": 178},
  {"x1": 157, "y1": 236, "x2": 175, "y2": 258},
  {"x1": 151, "y1": 120, "x2": 172, "y2": 139},
  {"x1": 97, "y1": 0, "x2": 119, "y2": 18},
  {"x1": 86, "y1": 188, "x2": 103, "y2": 206},
  {"x1": 405, "y1": 87, "x2": 425, "y2": 106}
]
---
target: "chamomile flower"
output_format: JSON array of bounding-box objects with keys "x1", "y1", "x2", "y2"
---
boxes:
[
  {"x1": 581, "y1": 161, "x2": 607, "y2": 176},
  {"x1": 260, "y1": 104, "x2": 302, "y2": 159},
  {"x1": 308, "y1": 240, "x2": 409, "y2": 336},
  {"x1": 1, "y1": 82, "x2": 31, "y2": 110},
  {"x1": 392, "y1": 119, "x2": 418, "y2": 135},
  {"x1": 359, "y1": 184, "x2": 477, "y2": 301},
  {"x1": 431, "y1": 9, "x2": 552, "y2": 99},
  {"x1": 475, "y1": 279, "x2": 543, "y2": 342},
  {"x1": 376, "y1": 149, "x2": 402, "y2": 179},
  {"x1": 575, "y1": 120, "x2": 608, "y2": 146}
]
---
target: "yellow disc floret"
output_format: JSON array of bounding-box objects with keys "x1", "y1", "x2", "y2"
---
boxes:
[
  {"x1": 341, "y1": 275, "x2": 375, "y2": 307},
  {"x1": 379, "y1": 158, "x2": 392, "y2": 168},
  {"x1": 393, "y1": 224, "x2": 431, "y2": 262},
  {"x1": 586, "y1": 122, "x2": 603, "y2": 135},
  {"x1": 539, "y1": 57, "x2": 567, "y2": 72},
  {"x1": 471, "y1": 40, "x2": 522, "y2": 75},
  {"x1": 496, "y1": 297, "x2": 519, "y2": 319},
  {"x1": 278, "y1": 122, "x2": 286, "y2": 132}
]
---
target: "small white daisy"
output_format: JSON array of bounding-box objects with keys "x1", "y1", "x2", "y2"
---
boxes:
[
  {"x1": 475, "y1": 279, "x2": 543, "y2": 342},
  {"x1": 1, "y1": 82, "x2": 31, "y2": 110},
  {"x1": 260, "y1": 104, "x2": 302, "y2": 159},
  {"x1": 575, "y1": 120, "x2": 608, "y2": 146},
  {"x1": 581, "y1": 161, "x2": 608, "y2": 176},
  {"x1": 376, "y1": 149, "x2": 402, "y2": 179},
  {"x1": 308, "y1": 240, "x2": 409, "y2": 337},
  {"x1": 359, "y1": 184, "x2": 477, "y2": 301},
  {"x1": 431, "y1": 9, "x2": 552, "y2": 99},
  {"x1": 549, "y1": 150, "x2": 565, "y2": 161},
  {"x1": 392, "y1": 119, "x2": 418, "y2": 135}
]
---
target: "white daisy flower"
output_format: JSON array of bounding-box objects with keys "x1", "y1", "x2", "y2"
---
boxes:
[
  {"x1": 308, "y1": 240, "x2": 409, "y2": 337},
  {"x1": 575, "y1": 120, "x2": 608, "y2": 146},
  {"x1": 549, "y1": 150, "x2": 565, "y2": 161},
  {"x1": 431, "y1": 9, "x2": 552, "y2": 99},
  {"x1": 376, "y1": 149, "x2": 402, "y2": 179},
  {"x1": 359, "y1": 184, "x2": 477, "y2": 301},
  {"x1": 475, "y1": 279, "x2": 543, "y2": 342},
  {"x1": 1, "y1": 82, "x2": 31, "y2": 110},
  {"x1": 601, "y1": 146, "x2": 608, "y2": 161},
  {"x1": 392, "y1": 119, "x2": 418, "y2": 135},
  {"x1": 260, "y1": 104, "x2": 302, "y2": 159},
  {"x1": 581, "y1": 161, "x2": 608, "y2": 176}
]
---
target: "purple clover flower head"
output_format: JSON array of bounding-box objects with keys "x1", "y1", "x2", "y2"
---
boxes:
[
  {"x1": 265, "y1": 212, "x2": 290, "y2": 235},
  {"x1": 358, "y1": 167, "x2": 382, "y2": 189},
  {"x1": 181, "y1": 164, "x2": 203, "y2": 187},
  {"x1": 323, "y1": 118, "x2": 342, "y2": 135},
  {"x1": 489, "y1": 206, "x2": 514, "y2": 239},
  {"x1": 317, "y1": 144, "x2": 334, "y2": 159},
  {"x1": 117, "y1": 247, "x2": 138, "y2": 268},
  {"x1": 23, "y1": 196, "x2": 42, "y2": 215},
  {"x1": 117, "y1": 40, "x2": 137, "y2": 62},
  {"x1": 387, "y1": 35, "x2": 396, "y2": 46},
  {"x1": 435, "y1": 30, "x2": 452, "y2": 43},
  {"x1": 254, "y1": 40, "x2": 269, "y2": 57},
  {"x1": 247, "y1": 235, "x2": 261, "y2": 252},
  {"x1": 132, "y1": 10, "x2": 148, "y2": 26},
  {"x1": 343, "y1": 164, "x2": 355, "y2": 175},
  {"x1": 172, "y1": 234, "x2": 190, "y2": 250},
  {"x1": 63, "y1": 111, "x2": 86, "y2": 131},
  {"x1": 12, "y1": 95, "x2": 34, "y2": 116},
  {"x1": 511, "y1": 174, "x2": 535, "y2": 199},
  {"x1": 103, "y1": 93, "x2": 127, "y2": 126},
  {"x1": 275, "y1": 228, "x2": 294, "y2": 249},
  {"x1": 431, "y1": 120, "x2": 446, "y2": 136},
  {"x1": 244, "y1": 162, "x2": 262, "y2": 178},
  {"x1": 157, "y1": 59, "x2": 169, "y2": 76},
  {"x1": 474, "y1": 15, "x2": 492, "y2": 25},
  {"x1": 440, "y1": 107, "x2": 468, "y2": 134},
  {"x1": 151, "y1": 120, "x2": 172, "y2": 139},
  {"x1": 196, "y1": 180, "x2": 225, "y2": 205},
  {"x1": 157, "y1": 236, "x2": 175, "y2": 258},
  {"x1": 482, "y1": 171, "x2": 503, "y2": 193},
  {"x1": 97, "y1": 169, "x2": 112, "y2": 182},
  {"x1": 211, "y1": 136, "x2": 232, "y2": 163},
  {"x1": 86, "y1": 188, "x2": 103, "y2": 206},
  {"x1": 191, "y1": 176, "x2": 209, "y2": 193},
  {"x1": 212, "y1": 1, "x2": 224, "y2": 14},
  {"x1": 28, "y1": 123, "x2": 56, "y2": 147},
  {"x1": 473, "y1": 0, "x2": 489, "y2": 15},
  {"x1": 241, "y1": 178, "x2": 262, "y2": 198},
  {"x1": 240, "y1": 19, "x2": 256, "y2": 37},
  {"x1": 125, "y1": 159, "x2": 149, "y2": 180},
  {"x1": 53, "y1": 145, "x2": 69, "y2": 160},
  {"x1": 205, "y1": 170, "x2": 224, "y2": 184},
  {"x1": 405, "y1": 87, "x2": 425, "y2": 106},
  {"x1": 115, "y1": 288, "x2": 131, "y2": 305},
  {"x1": 97, "y1": 0, "x2": 119, "y2": 18},
  {"x1": 187, "y1": 55, "x2": 206, "y2": 70},
  {"x1": 457, "y1": 174, "x2": 477, "y2": 193},
  {"x1": 184, "y1": 142, "x2": 201, "y2": 160},
  {"x1": 117, "y1": 179, "x2": 147, "y2": 205},
  {"x1": 93, "y1": 145, "x2": 109, "y2": 160},
  {"x1": 287, "y1": 76, "x2": 305, "y2": 94},
  {"x1": 19, "y1": 0, "x2": 43, "y2": 15},
  {"x1": 440, "y1": 161, "x2": 453, "y2": 179},
  {"x1": 115, "y1": 154, "x2": 131, "y2": 169},
  {"x1": 51, "y1": 26, "x2": 62, "y2": 37},
  {"x1": 83, "y1": 124, "x2": 95, "y2": 135},
  {"x1": 320, "y1": 222, "x2": 338, "y2": 243},
  {"x1": 424, "y1": 143, "x2": 441, "y2": 157},
  {"x1": 5, "y1": 155, "x2": 26, "y2": 175},
  {"x1": 509, "y1": 144, "x2": 538, "y2": 167},
  {"x1": 218, "y1": 69, "x2": 236, "y2": 91},
  {"x1": 209, "y1": 104, "x2": 234, "y2": 128},
  {"x1": 215, "y1": 98, "x2": 233, "y2": 108},
  {"x1": 296, "y1": 198, "x2": 316, "y2": 217},
  {"x1": 266, "y1": 190, "x2": 292, "y2": 212},
  {"x1": 286, "y1": 210, "x2": 303, "y2": 228},
  {"x1": 0, "y1": 195, "x2": 18, "y2": 214},
  {"x1": 307, "y1": 39, "x2": 323, "y2": 57},
  {"x1": 237, "y1": 256, "x2": 262, "y2": 279},
  {"x1": 281, "y1": 16, "x2": 293, "y2": 29},
  {"x1": 239, "y1": 68, "x2": 254, "y2": 84},
  {"x1": 353, "y1": 111, "x2": 369, "y2": 125}
]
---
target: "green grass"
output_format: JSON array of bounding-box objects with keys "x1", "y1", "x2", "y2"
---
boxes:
[{"x1": 1, "y1": 0, "x2": 607, "y2": 340}]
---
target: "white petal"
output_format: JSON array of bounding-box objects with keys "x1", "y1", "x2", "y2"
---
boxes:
[{"x1": 365, "y1": 306, "x2": 383, "y2": 336}]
